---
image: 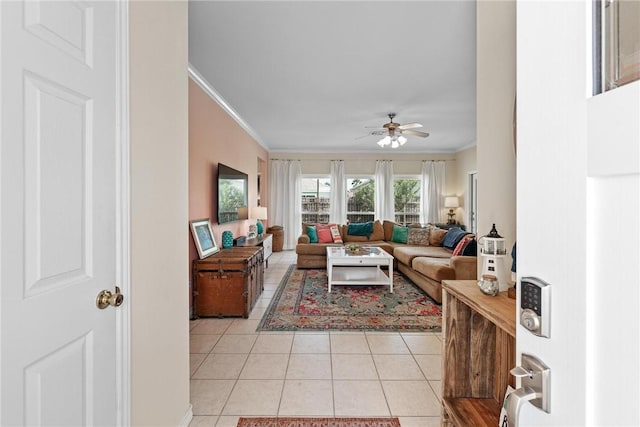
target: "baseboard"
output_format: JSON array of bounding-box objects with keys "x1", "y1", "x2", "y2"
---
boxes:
[{"x1": 178, "y1": 404, "x2": 193, "y2": 427}]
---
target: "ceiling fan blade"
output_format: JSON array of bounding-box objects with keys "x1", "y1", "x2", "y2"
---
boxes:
[
  {"x1": 354, "y1": 130, "x2": 386, "y2": 140},
  {"x1": 402, "y1": 129, "x2": 430, "y2": 138},
  {"x1": 398, "y1": 122, "x2": 423, "y2": 130}
]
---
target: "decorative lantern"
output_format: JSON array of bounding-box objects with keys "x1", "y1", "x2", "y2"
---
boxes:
[{"x1": 478, "y1": 224, "x2": 509, "y2": 292}]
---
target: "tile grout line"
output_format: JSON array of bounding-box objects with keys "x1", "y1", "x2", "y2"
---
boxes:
[{"x1": 190, "y1": 252, "x2": 443, "y2": 425}]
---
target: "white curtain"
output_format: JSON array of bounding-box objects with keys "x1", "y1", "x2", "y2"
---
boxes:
[
  {"x1": 421, "y1": 160, "x2": 446, "y2": 224},
  {"x1": 269, "y1": 159, "x2": 302, "y2": 250},
  {"x1": 329, "y1": 160, "x2": 346, "y2": 224},
  {"x1": 375, "y1": 160, "x2": 395, "y2": 221}
]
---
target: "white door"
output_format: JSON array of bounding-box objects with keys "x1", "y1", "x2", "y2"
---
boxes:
[
  {"x1": 517, "y1": 2, "x2": 639, "y2": 426},
  {"x1": 1, "y1": 1, "x2": 127, "y2": 425}
]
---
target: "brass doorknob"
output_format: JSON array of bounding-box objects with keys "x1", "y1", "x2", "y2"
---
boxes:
[{"x1": 96, "y1": 286, "x2": 124, "y2": 309}]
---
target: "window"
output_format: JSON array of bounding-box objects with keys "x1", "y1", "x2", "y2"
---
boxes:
[
  {"x1": 394, "y1": 177, "x2": 421, "y2": 225},
  {"x1": 302, "y1": 175, "x2": 422, "y2": 225},
  {"x1": 347, "y1": 177, "x2": 374, "y2": 223},
  {"x1": 301, "y1": 176, "x2": 330, "y2": 224},
  {"x1": 594, "y1": 0, "x2": 640, "y2": 94}
]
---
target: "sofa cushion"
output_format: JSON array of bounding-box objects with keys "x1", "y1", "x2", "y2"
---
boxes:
[
  {"x1": 451, "y1": 256, "x2": 478, "y2": 279},
  {"x1": 342, "y1": 220, "x2": 384, "y2": 242},
  {"x1": 407, "y1": 227, "x2": 430, "y2": 246},
  {"x1": 306, "y1": 225, "x2": 318, "y2": 243},
  {"x1": 348, "y1": 221, "x2": 373, "y2": 236},
  {"x1": 301, "y1": 222, "x2": 314, "y2": 235},
  {"x1": 393, "y1": 246, "x2": 452, "y2": 266},
  {"x1": 429, "y1": 228, "x2": 448, "y2": 246},
  {"x1": 442, "y1": 227, "x2": 470, "y2": 249},
  {"x1": 391, "y1": 225, "x2": 409, "y2": 243},
  {"x1": 316, "y1": 224, "x2": 334, "y2": 243},
  {"x1": 412, "y1": 257, "x2": 455, "y2": 282},
  {"x1": 296, "y1": 243, "x2": 341, "y2": 256},
  {"x1": 383, "y1": 220, "x2": 396, "y2": 241},
  {"x1": 330, "y1": 225, "x2": 343, "y2": 243}
]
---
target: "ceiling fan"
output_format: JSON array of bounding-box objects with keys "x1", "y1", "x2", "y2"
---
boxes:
[{"x1": 360, "y1": 113, "x2": 430, "y2": 148}]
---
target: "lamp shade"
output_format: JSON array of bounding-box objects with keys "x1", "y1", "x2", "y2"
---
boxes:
[
  {"x1": 444, "y1": 196, "x2": 459, "y2": 208},
  {"x1": 253, "y1": 206, "x2": 268, "y2": 220}
]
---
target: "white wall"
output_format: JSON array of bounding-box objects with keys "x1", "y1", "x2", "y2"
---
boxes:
[
  {"x1": 476, "y1": 0, "x2": 516, "y2": 283},
  {"x1": 453, "y1": 145, "x2": 477, "y2": 225},
  {"x1": 129, "y1": 1, "x2": 191, "y2": 425}
]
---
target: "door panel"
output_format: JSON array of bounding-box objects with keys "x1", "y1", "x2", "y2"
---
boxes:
[
  {"x1": 24, "y1": 333, "x2": 93, "y2": 426},
  {"x1": 1, "y1": 1, "x2": 122, "y2": 425},
  {"x1": 24, "y1": 72, "x2": 91, "y2": 296},
  {"x1": 517, "y1": 1, "x2": 639, "y2": 425}
]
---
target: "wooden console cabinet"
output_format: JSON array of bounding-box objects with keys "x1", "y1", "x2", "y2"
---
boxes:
[
  {"x1": 441, "y1": 280, "x2": 516, "y2": 427},
  {"x1": 192, "y1": 247, "x2": 264, "y2": 318},
  {"x1": 238, "y1": 233, "x2": 272, "y2": 268}
]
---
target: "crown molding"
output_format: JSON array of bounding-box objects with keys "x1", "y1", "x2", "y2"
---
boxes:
[
  {"x1": 456, "y1": 141, "x2": 477, "y2": 152},
  {"x1": 188, "y1": 64, "x2": 268, "y2": 150}
]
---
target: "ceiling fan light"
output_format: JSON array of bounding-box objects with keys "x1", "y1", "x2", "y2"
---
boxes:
[
  {"x1": 379, "y1": 136, "x2": 391, "y2": 146},
  {"x1": 398, "y1": 135, "x2": 407, "y2": 145},
  {"x1": 391, "y1": 139, "x2": 399, "y2": 148},
  {"x1": 377, "y1": 139, "x2": 385, "y2": 147}
]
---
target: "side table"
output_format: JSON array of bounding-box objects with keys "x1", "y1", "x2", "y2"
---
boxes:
[
  {"x1": 441, "y1": 280, "x2": 516, "y2": 426},
  {"x1": 192, "y1": 247, "x2": 264, "y2": 318}
]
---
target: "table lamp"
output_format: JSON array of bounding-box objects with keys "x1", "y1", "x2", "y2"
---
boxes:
[
  {"x1": 444, "y1": 196, "x2": 459, "y2": 224},
  {"x1": 253, "y1": 206, "x2": 268, "y2": 236}
]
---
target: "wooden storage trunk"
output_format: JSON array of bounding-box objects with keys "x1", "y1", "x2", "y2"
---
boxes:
[{"x1": 193, "y1": 247, "x2": 264, "y2": 318}]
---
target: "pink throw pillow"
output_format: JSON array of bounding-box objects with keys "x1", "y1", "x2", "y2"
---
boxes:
[{"x1": 316, "y1": 224, "x2": 334, "y2": 243}]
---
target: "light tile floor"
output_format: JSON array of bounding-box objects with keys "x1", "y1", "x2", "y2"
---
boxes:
[{"x1": 189, "y1": 250, "x2": 442, "y2": 427}]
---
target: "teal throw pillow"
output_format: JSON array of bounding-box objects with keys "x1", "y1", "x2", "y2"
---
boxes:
[
  {"x1": 347, "y1": 221, "x2": 374, "y2": 237},
  {"x1": 391, "y1": 225, "x2": 409, "y2": 244},
  {"x1": 306, "y1": 225, "x2": 318, "y2": 243}
]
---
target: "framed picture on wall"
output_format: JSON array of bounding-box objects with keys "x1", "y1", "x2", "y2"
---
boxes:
[{"x1": 190, "y1": 218, "x2": 219, "y2": 258}]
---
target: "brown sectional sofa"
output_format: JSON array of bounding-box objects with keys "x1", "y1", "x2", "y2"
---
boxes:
[{"x1": 296, "y1": 220, "x2": 477, "y2": 303}]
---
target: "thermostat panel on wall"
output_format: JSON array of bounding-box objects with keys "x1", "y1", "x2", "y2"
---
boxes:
[{"x1": 520, "y1": 276, "x2": 551, "y2": 338}]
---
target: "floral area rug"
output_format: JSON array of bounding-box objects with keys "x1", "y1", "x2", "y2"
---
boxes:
[
  {"x1": 237, "y1": 417, "x2": 401, "y2": 427},
  {"x1": 257, "y1": 265, "x2": 441, "y2": 332}
]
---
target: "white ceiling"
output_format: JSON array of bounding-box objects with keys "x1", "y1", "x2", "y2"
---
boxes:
[{"x1": 189, "y1": 1, "x2": 477, "y2": 154}]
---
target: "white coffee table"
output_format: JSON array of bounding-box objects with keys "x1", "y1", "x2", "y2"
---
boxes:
[{"x1": 326, "y1": 246, "x2": 394, "y2": 293}]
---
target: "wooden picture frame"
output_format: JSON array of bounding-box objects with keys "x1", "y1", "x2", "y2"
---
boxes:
[{"x1": 190, "y1": 219, "x2": 219, "y2": 259}]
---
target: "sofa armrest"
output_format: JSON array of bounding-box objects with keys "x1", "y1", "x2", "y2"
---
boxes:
[
  {"x1": 298, "y1": 234, "x2": 310, "y2": 244},
  {"x1": 451, "y1": 256, "x2": 477, "y2": 280}
]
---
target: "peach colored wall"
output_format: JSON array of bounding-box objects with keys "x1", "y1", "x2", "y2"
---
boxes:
[{"x1": 188, "y1": 77, "x2": 269, "y2": 280}]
